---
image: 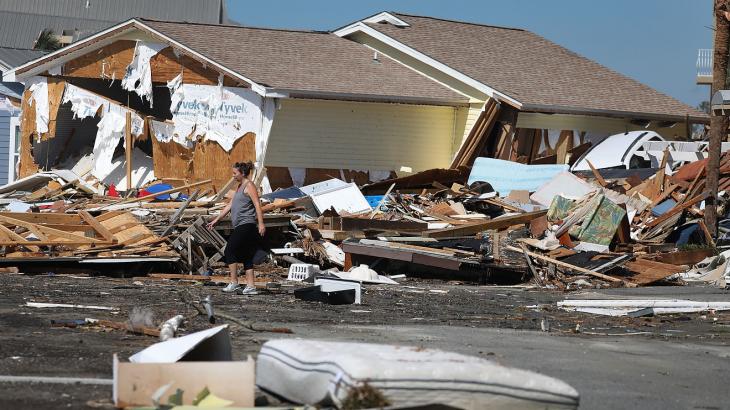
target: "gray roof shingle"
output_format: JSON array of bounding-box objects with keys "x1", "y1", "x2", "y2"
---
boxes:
[
  {"x1": 141, "y1": 19, "x2": 467, "y2": 103},
  {"x1": 364, "y1": 13, "x2": 705, "y2": 120}
]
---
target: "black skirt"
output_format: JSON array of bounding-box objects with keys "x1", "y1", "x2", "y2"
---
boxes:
[{"x1": 224, "y1": 223, "x2": 260, "y2": 269}]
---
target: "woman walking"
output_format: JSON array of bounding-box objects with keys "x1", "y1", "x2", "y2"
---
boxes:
[{"x1": 207, "y1": 161, "x2": 265, "y2": 295}]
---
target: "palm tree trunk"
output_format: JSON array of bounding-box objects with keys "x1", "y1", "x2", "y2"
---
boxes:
[{"x1": 706, "y1": 0, "x2": 730, "y2": 236}]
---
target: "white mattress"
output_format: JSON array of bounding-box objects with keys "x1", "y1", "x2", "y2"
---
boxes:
[{"x1": 256, "y1": 339, "x2": 579, "y2": 409}]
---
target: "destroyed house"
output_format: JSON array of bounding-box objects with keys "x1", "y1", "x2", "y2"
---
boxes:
[{"x1": 3, "y1": 12, "x2": 707, "y2": 192}]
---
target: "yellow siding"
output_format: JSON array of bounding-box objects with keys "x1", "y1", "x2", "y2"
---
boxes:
[{"x1": 265, "y1": 99, "x2": 456, "y2": 172}]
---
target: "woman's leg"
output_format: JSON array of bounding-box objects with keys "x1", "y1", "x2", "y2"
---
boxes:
[
  {"x1": 244, "y1": 268, "x2": 255, "y2": 288},
  {"x1": 228, "y1": 262, "x2": 239, "y2": 283}
]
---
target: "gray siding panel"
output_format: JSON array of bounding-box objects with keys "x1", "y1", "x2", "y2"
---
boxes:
[{"x1": 0, "y1": 111, "x2": 10, "y2": 185}]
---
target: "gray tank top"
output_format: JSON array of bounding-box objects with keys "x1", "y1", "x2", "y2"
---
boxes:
[{"x1": 231, "y1": 181, "x2": 257, "y2": 228}]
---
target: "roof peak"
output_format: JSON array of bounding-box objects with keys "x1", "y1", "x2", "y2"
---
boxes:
[{"x1": 389, "y1": 11, "x2": 526, "y2": 32}]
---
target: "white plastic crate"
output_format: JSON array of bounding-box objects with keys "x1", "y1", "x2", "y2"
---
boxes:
[{"x1": 287, "y1": 264, "x2": 317, "y2": 282}]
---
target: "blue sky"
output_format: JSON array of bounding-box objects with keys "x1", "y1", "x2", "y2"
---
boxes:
[{"x1": 226, "y1": 0, "x2": 712, "y2": 108}]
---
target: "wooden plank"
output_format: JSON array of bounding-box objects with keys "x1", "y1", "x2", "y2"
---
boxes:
[
  {"x1": 423, "y1": 210, "x2": 548, "y2": 238},
  {"x1": 506, "y1": 245, "x2": 624, "y2": 283},
  {"x1": 317, "y1": 229, "x2": 365, "y2": 240},
  {"x1": 0, "y1": 225, "x2": 40, "y2": 251},
  {"x1": 78, "y1": 211, "x2": 116, "y2": 242},
  {"x1": 213, "y1": 177, "x2": 236, "y2": 203},
  {"x1": 340, "y1": 217, "x2": 427, "y2": 232},
  {"x1": 586, "y1": 160, "x2": 607, "y2": 187},
  {"x1": 91, "y1": 319, "x2": 160, "y2": 337},
  {"x1": 623, "y1": 258, "x2": 684, "y2": 285},
  {"x1": 0, "y1": 212, "x2": 82, "y2": 224},
  {"x1": 111, "y1": 179, "x2": 212, "y2": 206},
  {"x1": 96, "y1": 211, "x2": 127, "y2": 222},
  {"x1": 697, "y1": 219, "x2": 717, "y2": 247},
  {"x1": 125, "y1": 111, "x2": 132, "y2": 190},
  {"x1": 646, "y1": 191, "x2": 709, "y2": 228},
  {"x1": 18, "y1": 89, "x2": 39, "y2": 178},
  {"x1": 646, "y1": 248, "x2": 716, "y2": 266},
  {"x1": 0, "y1": 240, "x2": 112, "y2": 246},
  {"x1": 0, "y1": 214, "x2": 101, "y2": 243}
]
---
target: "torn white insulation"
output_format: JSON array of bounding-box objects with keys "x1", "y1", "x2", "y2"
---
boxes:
[
  {"x1": 150, "y1": 119, "x2": 192, "y2": 149},
  {"x1": 26, "y1": 76, "x2": 49, "y2": 135},
  {"x1": 166, "y1": 73, "x2": 183, "y2": 109},
  {"x1": 369, "y1": 170, "x2": 392, "y2": 182},
  {"x1": 169, "y1": 84, "x2": 271, "y2": 151},
  {"x1": 93, "y1": 110, "x2": 126, "y2": 179},
  {"x1": 288, "y1": 167, "x2": 306, "y2": 187},
  {"x1": 61, "y1": 84, "x2": 144, "y2": 181},
  {"x1": 62, "y1": 84, "x2": 105, "y2": 119},
  {"x1": 121, "y1": 42, "x2": 166, "y2": 106}
]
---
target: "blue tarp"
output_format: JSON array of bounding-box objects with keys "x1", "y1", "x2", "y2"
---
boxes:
[
  {"x1": 467, "y1": 158, "x2": 569, "y2": 195},
  {"x1": 365, "y1": 195, "x2": 384, "y2": 208}
]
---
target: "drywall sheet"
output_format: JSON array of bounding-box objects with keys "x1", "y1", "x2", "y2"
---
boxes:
[
  {"x1": 303, "y1": 179, "x2": 371, "y2": 214},
  {"x1": 468, "y1": 157, "x2": 569, "y2": 195},
  {"x1": 530, "y1": 171, "x2": 596, "y2": 207},
  {"x1": 100, "y1": 147, "x2": 156, "y2": 190},
  {"x1": 26, "y1": 76, "x2": 49, "y2": 134},
  {"x1": 121, "y1": 42, "x2": 166, "y2": 105}
]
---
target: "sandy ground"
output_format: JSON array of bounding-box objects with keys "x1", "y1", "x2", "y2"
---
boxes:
[{"x1": 0, "y1": 272, "x2": 728, "y2": 409}]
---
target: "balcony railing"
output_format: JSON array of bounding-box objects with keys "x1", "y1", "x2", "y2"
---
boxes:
[{"x1": 697, "y1": 48, "x2": 712, "y2": 84}]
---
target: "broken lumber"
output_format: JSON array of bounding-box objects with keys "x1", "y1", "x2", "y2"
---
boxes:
[{"x1": 423, "y1": 210, "x2": 548, "y2": 238}]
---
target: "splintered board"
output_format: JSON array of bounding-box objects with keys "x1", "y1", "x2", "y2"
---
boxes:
[
  {"x1": 623, "y1": 259, "x2": 685, "y2": 286},
  {"x1": 151, "y1": 132, "x2": 255, "y2": 191},
  {"x1": 100, "y1": 213, "x2": 157, "y2": 246}
]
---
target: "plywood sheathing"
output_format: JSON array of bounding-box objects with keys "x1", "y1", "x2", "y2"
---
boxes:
[
  {"x1": 151, "y1": 132, "x2": 255, "y2": 190},
  {"x1": 18, "y1": 78, "x2": 66, "y2": 178},
  {"x1": 149, "y1": 47, "x2": 241, "y2": 86},
  {"x1": 61, "y1": 40, "x2": 242, "y2": 87},
  {"x1": 18, "y1": 88, "x2": 39, "y2": 177},
  {"x1": 63, "y1": 40, "x2": 136, "y2": 80}
]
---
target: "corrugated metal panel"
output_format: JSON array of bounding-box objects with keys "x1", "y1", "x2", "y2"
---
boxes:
[
  {"x1": 0, "y1": 112, "x2": 9, "y2": 185},
  {"x1": 0, "y1": 0, "x2": 223, "y2": 23},
  {"x1": 0, "y1": 0, "x2": 225, "y2": 49},
  {"x1": 0, "y1": 47, "x2": 47, "y2": 69},
  {"x1": 265, "y1": 99, "x2": 456, "y2": 172},
  {"x1": 0, "y1": 13, "x2": 113, "y2": 49}
]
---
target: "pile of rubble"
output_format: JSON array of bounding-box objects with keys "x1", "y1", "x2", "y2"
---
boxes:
[{"x1": 1, "y1": 148, "x2": 728, "y2": 294}]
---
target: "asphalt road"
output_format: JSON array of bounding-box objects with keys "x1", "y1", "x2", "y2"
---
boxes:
[{"x1": 278, "y1": 323, "x2": 729, "y2": 410}]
